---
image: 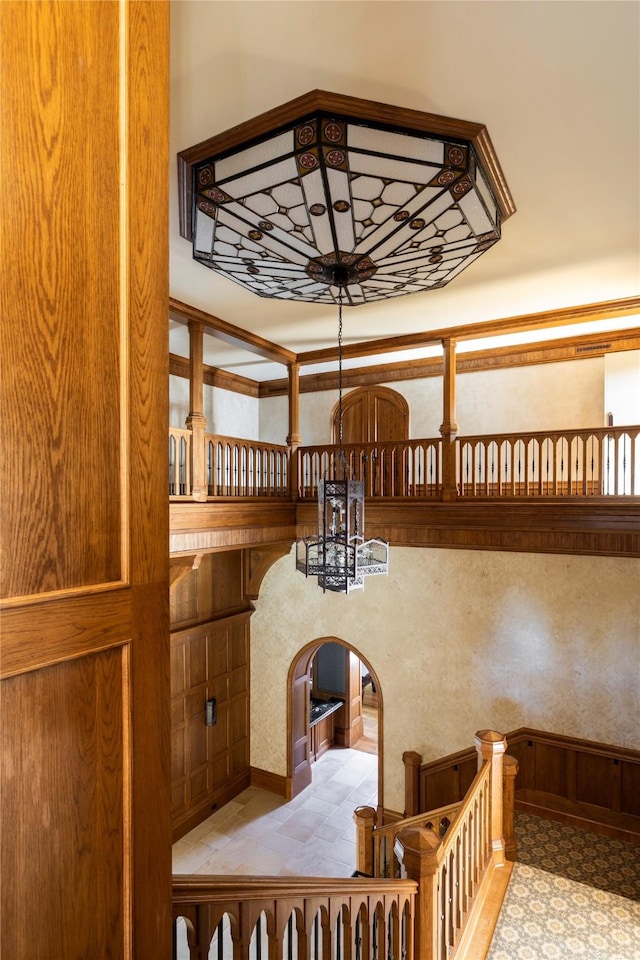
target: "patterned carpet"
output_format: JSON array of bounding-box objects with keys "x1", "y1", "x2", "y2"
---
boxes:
[{"x1": 487, "y1": 814, "x2": 640, "y2": 960}]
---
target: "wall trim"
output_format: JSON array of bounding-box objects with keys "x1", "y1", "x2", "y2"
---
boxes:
[
  {"x1": 410, "y1": 727, "x2": 640, "y2": 845},
  {"x1": 250, "y1": 767, "x2": 288, "y2": 797},
  {"x1": 172, "y1": 771, "x2": 251, "y2": 843}
]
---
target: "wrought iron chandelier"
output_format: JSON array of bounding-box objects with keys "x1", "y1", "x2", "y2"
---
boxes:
[
  {"x1": 178, "y1": 91, "x2": 513, "y2": 592},
  {"x1": 295, "y1": 289, "x2": 389, "y2": 592}
]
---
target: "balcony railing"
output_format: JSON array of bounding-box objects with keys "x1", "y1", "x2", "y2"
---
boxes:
[{"x1": 169, "y1": 426, "x2": 640, "y2": 501}]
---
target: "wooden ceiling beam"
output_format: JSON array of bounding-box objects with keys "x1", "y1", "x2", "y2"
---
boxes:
[{"x1": 169, "y1": 297, "x2": 295, "y2": 366}]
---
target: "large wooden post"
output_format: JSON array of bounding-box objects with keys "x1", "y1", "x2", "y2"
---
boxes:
[
  {"x1": 186, "y1": 318, "x2": 208, "y2": 501},
  {"x1": 287, "y1": 361, "x2": 302, "y2": 499},
  {"x1": 503, "y1": 754, "x2": 519, "y2": 862},
  {"x1": 354, "y1": 805, "x2": 377, "y2": 875},
  {"x1": 403, "y1": 750, "x2": 422, "y2": 816},
  {"x1": 439, "y1": 337, "x2": 459, "y2": 501},
  {"x1": 474, "y1": 729, "x2": 507, "y2": 866},
  {"x1": 395, "y1": 826, "x2": 441, "y2": 960},
  {"x1": 286, "y1": 361, "x2": 302, "y2": 448}
]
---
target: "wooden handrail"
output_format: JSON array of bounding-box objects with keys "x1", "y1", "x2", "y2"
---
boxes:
[{"x1": 355, "y1": 803, "x2": 462, "y2": 879}]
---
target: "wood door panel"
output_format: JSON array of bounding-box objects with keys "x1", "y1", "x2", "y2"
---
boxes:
[
  {"x1": 1, "y1": 647, "x2": 126, "y2": 957},
  {"x1": 172, "y1": 726, "x2": 187, "y2": 782},
  {"x1": 1, "y1": 1, "x2": 122, "y2": 600},
  {"x1": 291, "y1": 657, "x2": 312, "y2": 791},
  {"x1": 335, "y1": 386, "x2": 409, "y2": 443},
  {"x1": 189, "y1": 633, "x2": 209, "y2": 685}
]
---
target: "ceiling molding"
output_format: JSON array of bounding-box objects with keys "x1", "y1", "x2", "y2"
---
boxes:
[
  {"x1": 169, "y1": 295, "x2": 640, "y2": 396},
  {"x1": 258, "y1": 328, "x2": 640, "y2": 397},
  {"x1": 295, "y1": 297, "x2": 640, "y2": 366}
]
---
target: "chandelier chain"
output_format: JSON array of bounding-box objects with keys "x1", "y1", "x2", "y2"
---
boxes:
[{"x1": 338, "y1": 288, "x2": 345, "y2": 475}]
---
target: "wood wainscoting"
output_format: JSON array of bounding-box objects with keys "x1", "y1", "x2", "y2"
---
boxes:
[
  {"x1": 404, "y1": 728, "x2": 640, "y2": 844},
  {"x1": 171, "y1": 612, "x2": 251, "y2": 841}
]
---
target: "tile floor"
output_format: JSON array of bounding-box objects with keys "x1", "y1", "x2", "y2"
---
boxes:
[{"x1": 172, "y1": 745, "x2": 378, "y2": 879}]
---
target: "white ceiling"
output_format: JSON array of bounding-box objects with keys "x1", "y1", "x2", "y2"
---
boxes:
[{"x1": 169, "y1": 0, "x2": 640, "y2": 380}]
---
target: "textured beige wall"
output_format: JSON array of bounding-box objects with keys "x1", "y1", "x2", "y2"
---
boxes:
[
  {"x1": 257, "y1": 356, "x2": 607, "y2": 444},
  {"x1": 250, "y1": 547, "x2": 640, "y2": 812}
]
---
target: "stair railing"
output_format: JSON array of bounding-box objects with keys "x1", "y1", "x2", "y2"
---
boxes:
[
  {"x1": 172, "y1": 875, "x2": 417, "y2": 960},
  {"x1": 353, "y1": 730, "x2": 512, "y2": 960}
]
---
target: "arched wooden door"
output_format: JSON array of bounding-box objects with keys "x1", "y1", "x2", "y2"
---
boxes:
[{"x1": 332, "y1": 386, "x2": 409, "y2": 494}]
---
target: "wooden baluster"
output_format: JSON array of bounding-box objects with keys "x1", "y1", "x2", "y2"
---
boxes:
[
  {"x1": 395, "y1": 826, "x2": 441, "y2": 960},
  {"x1": 184, "y1": 902, "x2": 218, "y2": 960},
  {"x1": 354, "y1": 805, "x2": 377, "y2": 876}
]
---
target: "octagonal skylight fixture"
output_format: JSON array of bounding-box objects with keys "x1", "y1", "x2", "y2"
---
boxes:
[{"x1": 178, "y1": 90, "x2": 515, "y2": 306}]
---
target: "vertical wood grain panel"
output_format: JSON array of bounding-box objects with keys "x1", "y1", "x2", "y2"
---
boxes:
[
  {"x1": 1, "y1": 647, "x2": 126, "y2": 956},
  {"x1": 125, "y1": 4, "x2": 171, "y2": 955},
  {"x1": 0, "y1": 2, "x2": 171, "y2": 957},
  {"x1": 575, "y1": 753, "x2": 612, "y2": 809},
  {"x1": 0, "y1": 0, "x2": 122, "y2": 597}
]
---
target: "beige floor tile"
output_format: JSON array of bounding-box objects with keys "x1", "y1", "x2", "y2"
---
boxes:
[{"x1": 172, "y1": 746, "x2": 378, "y2": 878}]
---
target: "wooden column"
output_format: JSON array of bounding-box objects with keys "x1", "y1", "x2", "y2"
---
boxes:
[
  {"x1": 439, "y1": 337, "x2": 459, "y2": 501},
  {"x1": 354, "y1": 805, "x2": 377, "y2": 875},
  {"x1": 395, "y1": 826, "x2": 441, "y2": 960},
  {"x1": 287, "y1": 361, "x2": 302, "y2": 500},
  {"x1": 286, "y1": 361, "x2": 302, "y2": 448},
  {"x1": 403, "y1": 750, "x2": 422, "y2": 816},
  {"x1": 186, "y1": 319, "x2": 208, "y2": 501},
  {"x1": 474, "y1": 729, "x2": 507, "y2": 866},
  {"x1": 503, "y1": 754, "x2": 519, "y2": 862}
]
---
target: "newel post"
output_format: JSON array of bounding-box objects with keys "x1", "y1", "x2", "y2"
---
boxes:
[
  {"x1": 186, "y1": 318, "x2": 208, "y2": 502},
  {"x1": 503, "y1": 754, "x2": 519, "y2": 862},
  {"x1": 403, "y1": 750, "x2": 422, "y2": 816},
  {"x1": 395, "y1": 826, "x2": 441, "y2": 960},
  {"x1": 474, "y1": 729, "x2": 507, "y2": 866},
  {"x1": 354, "y1": 805, "x2": 377, "y2": 876}
]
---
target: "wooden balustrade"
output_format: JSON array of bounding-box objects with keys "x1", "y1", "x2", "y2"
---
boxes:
[
  {"x1": 458, "y1": 425, "x2": 640, "y2": 497},
  {"x1": 296, "y1": 439, "x2": 442, "y2": 499},
  {"x1": 172, "y1": 875, "x2": 416, "y2": 960},
  {"x1": 169, "y1": 427, "x2": 192, "y2": 498},
  {"x1": 169, "y1": 425, "x2": 640, "y2": 502},
  {"x1": 205, "y1": 434, "x2": 289, "y2": 498},
  {"x1": 352, "y1": 731, "x2": 511, "y2": 960}
]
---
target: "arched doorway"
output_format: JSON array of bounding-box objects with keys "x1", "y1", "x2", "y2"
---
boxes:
[
  {"x1": 333, "y1": 386, "x2": 409, "y2": 495},
  {"x1": 332, "y1": 385, "x2": 409, "y2": 444},
  {"x1": 287, "y1": 638, "x2": 383, "y2": 813}
]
